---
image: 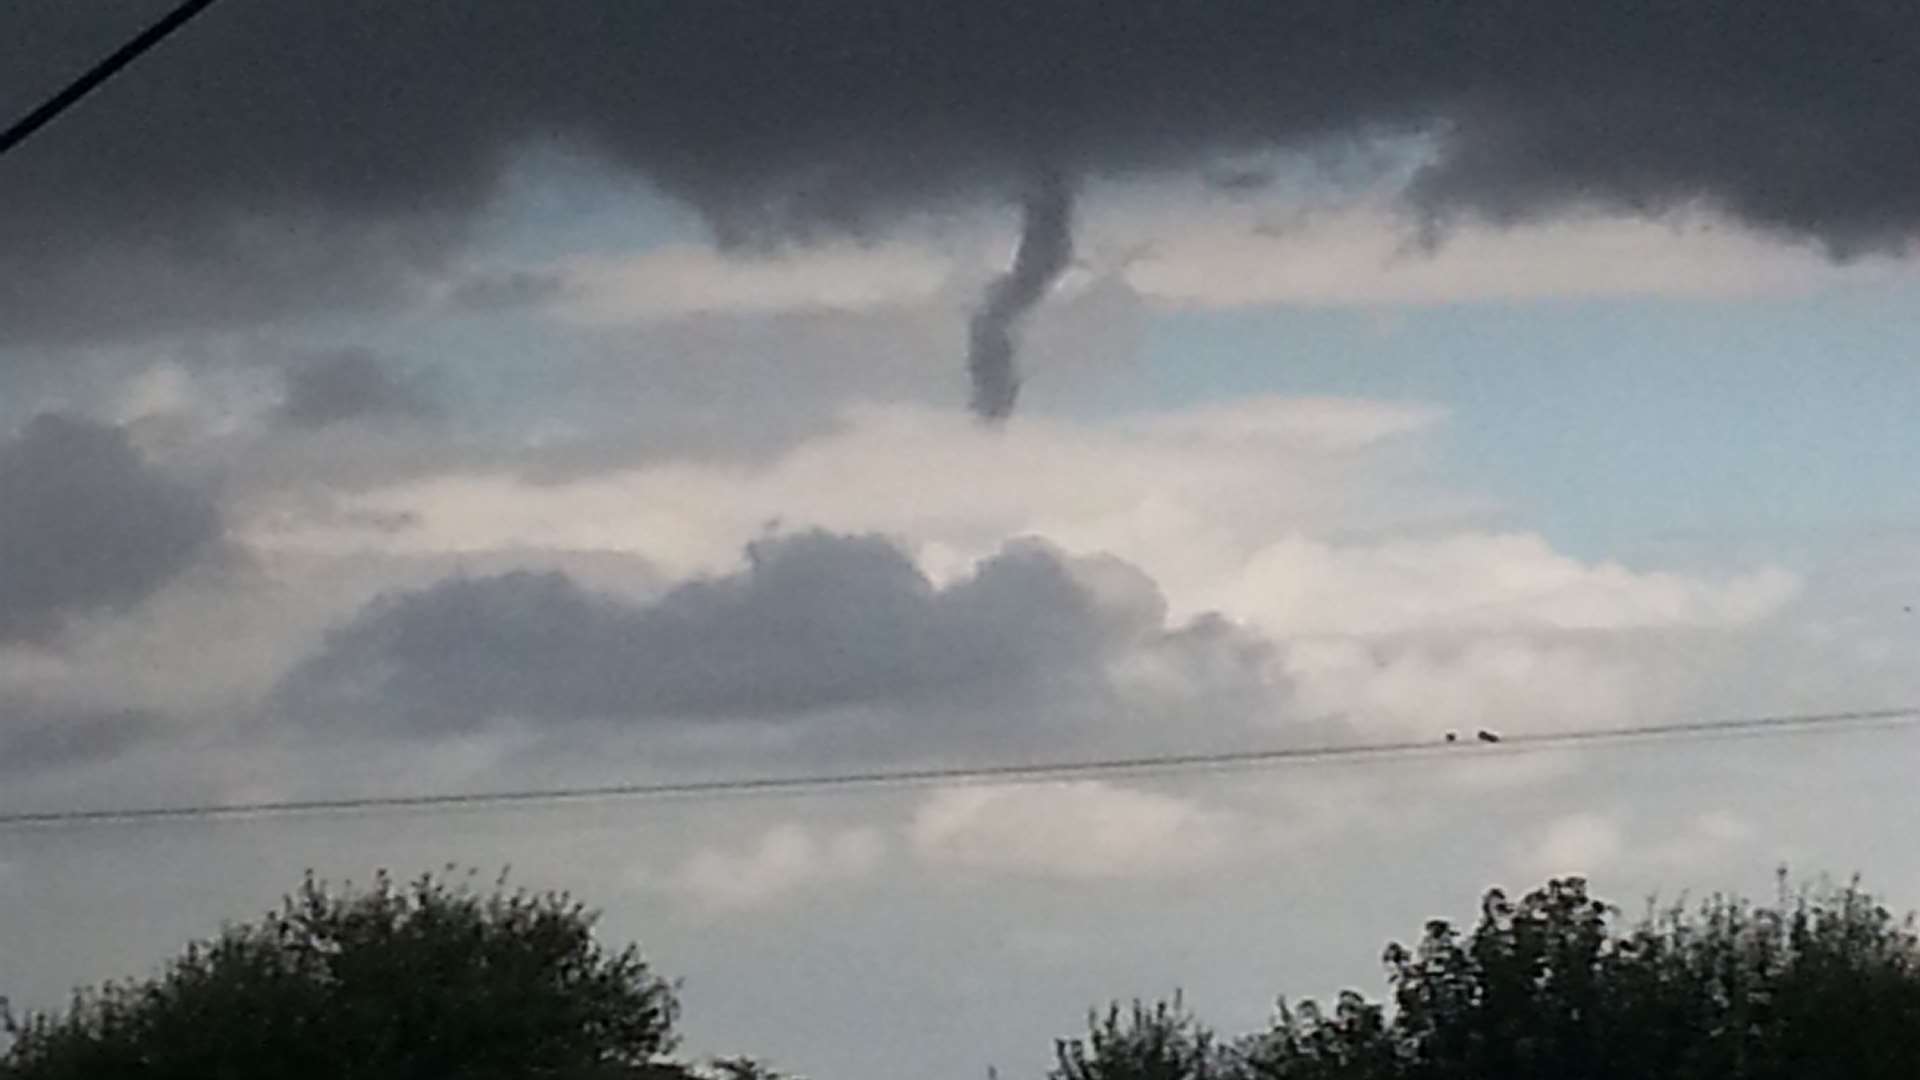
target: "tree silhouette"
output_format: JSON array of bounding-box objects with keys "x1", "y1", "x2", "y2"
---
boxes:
[
  {"x1": 1052, "y1": 995, "x2": 1223, "y2": 1080},
  {"x1": 1070, "y1": 875, "x2": 1920, "y2": 1080},
  {"x1": 1, "y1": 869, "x2": 684, "y2": 1080}
]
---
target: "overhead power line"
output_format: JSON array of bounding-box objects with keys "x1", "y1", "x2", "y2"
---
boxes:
[
  {"x1": 0, "y1": 0, "x2": 227, "y2": 161},
  {"x1": 2, "y1": 706, "x2": 1917, "y2": 831}
]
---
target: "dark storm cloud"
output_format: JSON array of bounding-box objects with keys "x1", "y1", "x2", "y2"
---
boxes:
[
  {"x1": 274, "y1": 530, "x2": 1228, "y2": 733},
  {"x1": 5, "y1": 1, "x2": 1918, "y2": 344},
  {"x1": 0, "y1": 414, "x2": 221, "y2": 642},
  {"x1": 278, "y1": 348, "x2": 433, "y2": 430}
]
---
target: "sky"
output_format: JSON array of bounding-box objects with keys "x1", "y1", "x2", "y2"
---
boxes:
[{"x1": 5, "y1": 4, "x2": 1920, "y2": 1078}]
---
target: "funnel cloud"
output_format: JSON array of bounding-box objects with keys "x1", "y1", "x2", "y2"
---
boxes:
[{"x1": 969, "y1": 173, "x2": 1076, "y2": 421}]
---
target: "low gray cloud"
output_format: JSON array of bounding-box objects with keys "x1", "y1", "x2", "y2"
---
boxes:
[
  {"x1": 445, "y1": 268, "x2": 570, "y2": 313},
  {"x1": 275, "y1": 530, "x2": 1280, "y2": 737},
  {"x1": 0, "y1": 697, "x2": 160, "y2": 776},
  {"x1": 4, "y1": 3, "x2": 1917, "y2": 344},
  {"x1": 0, "y1": 414, "x2": 221, "y2": 642},
  {"x1": 278, "y1": 349, "x2": 433, "y2": 430}
]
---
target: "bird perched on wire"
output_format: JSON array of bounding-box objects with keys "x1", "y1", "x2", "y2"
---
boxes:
[{"x1": 1477, "y1": 729, "x2": 1502, "y2": 744}]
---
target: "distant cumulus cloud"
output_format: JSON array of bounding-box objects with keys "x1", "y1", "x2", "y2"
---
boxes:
[
  {"x1": 241, "y1": 397, "x2": 1451, "y2": 584},
  {"x1": 1518, "y1": 812, "x2": 1628, "y2": 881},
  {"x1": 248, "y1": 397, "x2": 1798, "y2": 747},
  {"x1": 1114, "y1": 205, "x2": 1890, "y2": 309},
  {"x1": 0, "y1": 415, "x2": 221, "y2": 643},
  {"x1": 555, "y1": 243, "x2": 952, "y2": 324},
  {"x1": 1224, "y1": 532, "x2": 1798, "y2": 637},
  {"x1": 909, "y1": 781, "x2": 1236, "y2": 881},
  {"x1": 275, "y1": 530, "x2": 1281, "y2": 735},
  {"x1": 6, "y1": 3, "x2": 1918, "y2": 342},
  {"x1": 662, "y1": 823, "x2": 885, "y2": 912},
  {"x1": 1513, "y1": 810, "x2": 1759, "y2": 884}
]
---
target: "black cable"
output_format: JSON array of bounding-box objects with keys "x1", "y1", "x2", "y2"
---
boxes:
[
  {"x1": 0, "y1": 0, "x2": 227, "y2": 160},
  {"x1": 2, "y1": 705, "x2": 1915, "y2": 830}
]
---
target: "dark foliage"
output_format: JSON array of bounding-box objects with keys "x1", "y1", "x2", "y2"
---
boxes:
[
  {"x1": 1053, "y1": 995, "x2": 1224, "y2": 1080},
  {"x1": 1071, "y1": 875, "x2": 1920, "y2": 1080},
  {"x1": 1, "y1": 870, "x2": 683, "y2": 1080}
]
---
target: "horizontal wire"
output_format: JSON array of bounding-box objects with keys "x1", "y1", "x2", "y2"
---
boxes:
[{"x1": 3, "y1": 705, "x2": 1916, "y2": 831}]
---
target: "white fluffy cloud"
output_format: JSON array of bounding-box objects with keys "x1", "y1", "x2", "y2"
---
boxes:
[
  {"x1": 909, "y1": 781, "x2": 1235, "y2": 881},
  {"x1": 1285, "y1": 636, "x2": 1646, "y2": 736},
  {"x1": 556, "y1": 242, "x2": 954, "y2": 323},
  {"x1": 1127, "y1": 396, "x2": 1445, "y2": 451},
  {"x1": 667, "y1": 823, "x2": 885, "y2": 911},
  {"x1": 1516, "y1": 809, "x2": 1759, "y2": 883},
  {"x1": 1226, "y1": 533, "x2": 1796, "y2": 637},
  {"x1": 1521, "y1": 813, "x2": 1629, "y2": 880},
  {"x1": 245, "y1": 400, "x2": 1789, "y2": 638},
  {"x1": 242, "y1": 395, "x2": 1795, "y2": 748},
  {"x1": 240, "y1": 396, "x2": 1459, "y2": 594},
  {"x1": 1111, "y1": 205, "x2": 1900, "y2": 309}
]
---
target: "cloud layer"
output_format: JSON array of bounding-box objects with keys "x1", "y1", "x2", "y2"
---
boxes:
[
  {"x1": 0, "y1": 696, "x2": 158, "y2": 776},
  {"x1": 910, "y1": 781, "x2": 1234, "y2": 881},
  {"x1": 278, "y1": 349, "x2": 432, "y2": 430},
  {"x1": 7, "y1": 2, "x2": 1918, "y2": 341},
  {"x1": 0, "y1": 415, "x2": 220, "y2": 642},
  {"x1": 667, "y1": 824, "x2": 885, "y2": 911},
  {"x1": 276, "y1": 530, "x2": 1277, "y2": 736}
]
